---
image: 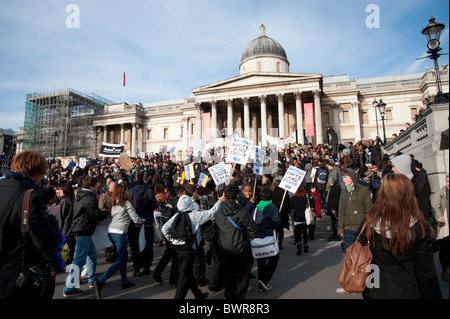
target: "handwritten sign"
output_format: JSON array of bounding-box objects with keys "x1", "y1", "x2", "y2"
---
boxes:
[
  {"x1": 253, "y1": 147, "x2": 265, "y2": 176},
  {"x1": 208, "y1": 162, "x2": 230, "y2": 186},
  {"x1": 279, "y1": 166, "x2": 306, "y2": 194},
  {"x1": 225, "y1": 137, "x2": 253, "y2": 165},
  {"x1": 118, "y1": 154, "x2": 133, "y2": 170},
  {"x1": 184, "y1": 163, "x2": 195, "y2": 180}
]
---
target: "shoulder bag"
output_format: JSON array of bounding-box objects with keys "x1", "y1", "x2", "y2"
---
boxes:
[
  {"x1": 305, "y1": 196, "x2": 315, "y2": 225},
  {"x1": 250, "y1": 208, "x2": 279, "y2": 259},
  {"x1": 337, "y1": 222, "x2": 373, "y2": 293}
]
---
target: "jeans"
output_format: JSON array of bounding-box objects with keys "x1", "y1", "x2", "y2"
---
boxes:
[
  {"x1": 99, "y1": 233, "x2": 129, "y2": 285},
  {"x1": 342, "y1": 230, "x2": 357, "y2": 253},
  {"x1": 63, "y1": 236, "x2": 98, "y2": 293}
]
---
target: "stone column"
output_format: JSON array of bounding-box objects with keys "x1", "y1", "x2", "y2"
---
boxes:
[
  {"x1": 352, "y1": 101, "x2": 362, "y2": 142},
  {"x1": 120, "y1": 124, "x2": 125, "y2": 144},
  {"x1": 131, "y1": 122, "x2": 137, "y2": 156},
  {"x1": 332, "y1": 103, "x2": 340, "y2": 135},
  {"x1": 313, "y1": 90, "x2": 323, "y2": 144},
  {"x1": 251, "y1": 109, "x2": 258, "y2": 145},
  {"x1": 93, "y1": 127, "x2": 98, "y2": 157},
  {"x1": 243, "y1": 97, "x2": 250, "y2": 140},
  {"x1": 210, "y1": 100, "x2": 217, "y2": 138},
  {"x1": 277, "y1": 93, "x2": 285, "y2": 138},
  {"x1": 295, "y1": 91, "x2": 304, "y2": 144},
  {"x1": 103, "y1": 125, "x2": 108, "y2": 143},
  {"x1": 259, "y1": 95, "x2": 267, "y2": 147},
  {"x1": 226, "y1": 98, "x2": 233, "y2": 136},
  {"x1": 195, "y1": 102, "x2": 202, "y2": 140}
]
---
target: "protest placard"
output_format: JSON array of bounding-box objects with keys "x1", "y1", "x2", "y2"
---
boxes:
[
  {"x1": 208, "y1": 162, "x2": 230, "y2": 186},
  {"x1": 184, "y1": 163, "x2": 195, "y2": 180},
  {"x1": 118, "y1": 154, "x2": 133, "y2": 170},
  {"x1": 197, "y1": 173, "x2": 208, "y2": 187},
  {"x1": 279, "y1": 166, "x2": 306, "y2": 194},
  {"x1": 225, "y1": 137, "x2": 253, "y2": 165},
  {"x1": 253, "y1": 147, "x2": 265, "y2": 176}
]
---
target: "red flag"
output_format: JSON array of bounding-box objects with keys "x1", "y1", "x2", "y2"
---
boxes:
[{"x1": 123, "y1": 71, "x2": 126, "y2": 87}]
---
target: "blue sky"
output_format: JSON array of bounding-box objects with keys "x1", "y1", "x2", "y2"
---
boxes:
[{"x1": 0, "y1": 0, "x2": 448, "y2": 132}]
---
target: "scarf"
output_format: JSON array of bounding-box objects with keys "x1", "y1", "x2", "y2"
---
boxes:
[
  {"x1": 310, "y1": 189, "x2": 321, "y2": 218},
  {"x1": 256, "y1": 200, "x2": 271, "y2": 211}
]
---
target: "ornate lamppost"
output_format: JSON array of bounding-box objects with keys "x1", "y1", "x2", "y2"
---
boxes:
[
  {"x1": 376, "y1": 99, "x2": 387, "y2": 144},
  {"x1": 421, "y1": 16, "x2": 448, "y2": 103}
]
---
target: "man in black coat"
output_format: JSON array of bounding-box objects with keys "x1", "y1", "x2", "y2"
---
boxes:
[
  {"x1": 411, "y1": 160, "x2": 432, "y2": 221},
  {"x1": 214, "y1": 184, "x2": 257, "y2": 299},
  {"x1": 326, "y1": 177, "x2": 341, "y2": 241},
  {"x1": 0, "y1": 150, "x2": 59, "y2": 299},
  {"x1": 327, "y1": 126, "x2": 339, "y2": 158}
]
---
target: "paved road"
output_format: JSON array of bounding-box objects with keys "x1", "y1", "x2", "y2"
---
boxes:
[{"x1": 53, "y1": 229, "x2": 449, "y2": 301}]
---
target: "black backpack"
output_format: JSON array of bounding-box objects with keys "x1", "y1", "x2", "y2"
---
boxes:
[{"x1": 168, "y1": 211, "x2": 196, "y2": 249}]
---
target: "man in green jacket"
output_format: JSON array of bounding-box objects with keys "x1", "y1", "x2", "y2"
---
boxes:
[{"x1": 337, "y1": 168, "x2": 373, "y2": 253}]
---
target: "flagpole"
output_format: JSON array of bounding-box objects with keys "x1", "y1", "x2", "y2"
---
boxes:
[{"x1": 122, "y1": 70, "x2": 125, "y2": 104}]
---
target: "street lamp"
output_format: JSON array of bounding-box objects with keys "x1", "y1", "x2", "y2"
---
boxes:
[
  {"x1": 421, "y1": 15, "x2": 448, "y2": 103},
  {"x1": 376, "y1": 99, "x2": 387, "y2": 144},
  {"x1": 372, "y1": 98, "x2": 380, "y2": 137},
  {"x1": 52, "y1": 131, "x2": 59, "y2": 159}
]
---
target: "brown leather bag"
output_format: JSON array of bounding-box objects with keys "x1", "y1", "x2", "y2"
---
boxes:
[{"x1": 338, "y1": 223, "x2": 373, "y2": 293}]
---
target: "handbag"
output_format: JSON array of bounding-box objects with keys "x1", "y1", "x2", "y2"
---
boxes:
[
  {"x1": 250, "y1": 209, "x2": 279, "y2": 259},
  {"x1": 337, "y1": 222, "x2": 373, "y2": 293},
  {"x1": 305, "y1": 196, "x2": 315, "y2": 225}
]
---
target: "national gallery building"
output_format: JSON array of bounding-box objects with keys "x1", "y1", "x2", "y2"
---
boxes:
[{"x1": 19, "y1": 25, "x2": 449, "y2": 159}]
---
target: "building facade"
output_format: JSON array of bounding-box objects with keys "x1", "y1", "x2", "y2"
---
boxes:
[{"x1": 91, "y1": 25, "x2": 449, "y2": 157}]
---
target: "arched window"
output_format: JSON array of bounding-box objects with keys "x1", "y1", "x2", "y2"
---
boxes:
[
  {"x1": 277, "y1": 62, "x2": 281, "y2": 72},
  {"x1": 257, "y1": 61, "x2": 261, "y2": 72}
]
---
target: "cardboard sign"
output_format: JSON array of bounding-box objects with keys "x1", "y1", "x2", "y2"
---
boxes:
[
  {"x1": 279, "y1": 166, "x2": 306, "y2": 194},
  {"x1": 253, "y1": 147, "x2": 265, "y2": 176},
  {"x1": 208, "y1": 162, "x2": 230, "y2": 186},
  {"x1": 225, "y1": 137, "x2": 253, "y2": 165},
  {"x1": 197, "y1": 173, "x2": 208, "y2": 187},
  {"x1": 119, "y1": 154, "x2": 133, "y2": 170}
]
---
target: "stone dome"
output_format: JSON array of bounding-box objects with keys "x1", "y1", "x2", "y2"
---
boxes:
[{"x1": 240, "y1": 25, "x2": 289, "y2": 65}]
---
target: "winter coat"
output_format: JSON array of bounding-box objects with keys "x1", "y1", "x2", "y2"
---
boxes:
[
  {"x1": 363, "y1": 222, "x2": 442, "y2": 299},
  {"x1": 252, "y1": 202, "x2": 282, "y2": 238},
  {"x1": 411, "y1": 167, "x2": 432, "y2": 221},
  {"x1": 337, "y1": 169, "x2": 373, "y2": 233},
  {"x1": 58, "y1": 197, "x2": 74, "y2": 240},
  {"x1": 127, "y1": 182, "x2": 158, "y2": 224},
  {"x1": 272, "y1": 186, "x2": 290, "y2": 230},
  {"x1": 327, "y1": 128, "x2": 339, "y2": 146},
  {"x1": 431, "y1": 185, "x2": 449, "y2": 240},
  {"x1": 290, "y1": 195, "x2": 307, "y2": 224},
  {"x1": 215, "y1": 200, "x2": 257, "y2": 256},
  {"x1": 0, "y1": 172, "x2": 59, "y2": 299},
  {"x1": 71, "y1": 189, "x2": 108, "y2": 237},
  {"x1": 326, "y1": 183, "x2": 341, "y2": 214}
]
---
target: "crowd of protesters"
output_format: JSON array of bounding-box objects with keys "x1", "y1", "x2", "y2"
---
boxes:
[{"x1": 0, "y1": 130, "x2": 447, "y2": 299}]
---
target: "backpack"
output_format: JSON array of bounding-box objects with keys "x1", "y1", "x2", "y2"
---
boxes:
[
  {"x1": 317, "y1": 169, "x2": 327, "y2": 184},
  {"x1": 160, "y1": 203, "x2": 175, "y2": 220},
  {"x1": 167, "y1": 211, "x2": 196, "y2": 249}
]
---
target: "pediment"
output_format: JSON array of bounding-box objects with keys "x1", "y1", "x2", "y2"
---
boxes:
[{"x1": 192, "y1": 72, "x2": 322, "y2": 95}]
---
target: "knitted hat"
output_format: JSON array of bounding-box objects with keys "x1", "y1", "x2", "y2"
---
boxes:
[{"x1": 391, "y1": 154, "x2": 413, "y2": 180}]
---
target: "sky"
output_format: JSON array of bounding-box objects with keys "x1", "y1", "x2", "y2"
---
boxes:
[{"x1": 0, "y1": 0, "x2": 448, "y2": 132}]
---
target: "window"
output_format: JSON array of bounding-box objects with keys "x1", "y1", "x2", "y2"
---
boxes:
[
  {"x1": 191, "y1": 123, "x2": 195, "y2": 135},
  {"x1": 362, "y1": 111, "x2": 368, "y2": 124},
  {"x1": 180, "y1": 126, "x2": 183, "y2": 138},
  {"x1": 257, "y1": 61, "x2": 261, "y2": 72},
  {"x1": 164, "y1": 128, "x2": 168, "y2": 139},
  {"x1": 323, "y1": 112, "x2": 330, "y2": 126},
  {"x1": 343, "y1": 110, "x2": 349, "y2": 123},
  {"x1": 277, "y1": 62, "x2": 281, "y2": 72},
  {"x1": 147, "y1": 129, "x2": 152, "y2": 140}
]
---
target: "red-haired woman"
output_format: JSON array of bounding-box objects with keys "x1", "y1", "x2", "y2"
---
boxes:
[{"x1": 362, "y1": 173, "x2": 442, "y2": 299}]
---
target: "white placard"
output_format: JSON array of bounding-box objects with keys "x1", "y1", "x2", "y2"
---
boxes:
[
  {"x1": 225, "y1": 137, "x2": 253, "y2": 165},
  {"x1": 253, "y1": 147, "x2": 265, "y2": 176},
  {"x1": 279, "y1": 166, "x2": 306, "y2": 194},
  {"x1": 208, "y1": 162, "x2": 230, "y2": 185}
]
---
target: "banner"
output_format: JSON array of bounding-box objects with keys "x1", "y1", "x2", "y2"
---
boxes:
[
  {"x1": 99, "y1": 142, "x2": 125, "y2": 157},
  {"x1": 304, "y1": 102, "x2": 315, "y2": 137},
  {"x1": 284, "y1": 131, "x2": 296, "y2": 144},
  {"x1": 202, "y1": 112, "x2": 211, "y2": 141},
  {"x1": 279, "y1": 166, "x2": 307, "y2": 194},
  {"x1": 225, "y1": 137, "x2": 253, "y2": 165}
]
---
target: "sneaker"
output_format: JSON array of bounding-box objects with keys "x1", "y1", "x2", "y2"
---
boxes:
[
  {"x1": 335, "y1": 287, "x2": 357, "y2": 295},
  {"x1": 258, "y1": 280, "x2": 269, "y2": 292},
  {"x1": 266, "y1": 283, "x2": 273, "y2": 291},
  {"x1": 94, "y1": 281, "x2": 102, "y2": 298},
  {"x1": 63, "y1": 289, "x2": 84, "y2": 297}
]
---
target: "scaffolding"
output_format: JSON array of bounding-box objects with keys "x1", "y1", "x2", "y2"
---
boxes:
[{"x1": 23, "y1": 89, "x2": 113, "y2": 159}]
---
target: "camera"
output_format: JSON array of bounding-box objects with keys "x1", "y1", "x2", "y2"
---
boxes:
[{"x1": 15, "y1": 266, "x2": 45, "y2": 290}]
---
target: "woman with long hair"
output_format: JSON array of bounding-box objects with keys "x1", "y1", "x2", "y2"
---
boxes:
[
  {"x1": 56, "y1": 181, "x2": 76, "y2": 264},
  {"x1": 362, "y1": 173, "x2": 442, "y2": 299},
  {"x1": 94, "y1": 183, "x2": 145, "y2": 298},
  {"x1": 290, "y1": 186, "x2": 309, "y2": 255}
]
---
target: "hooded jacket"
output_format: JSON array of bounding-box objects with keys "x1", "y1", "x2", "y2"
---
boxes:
[
  {"x1": 215, "y1": 200, "x2": 257, "y2": 256},
  {"x1": 71, "y1": 189, "x2": 108, "y2": 236},
  {"x1": 127, "y1": 182, "x2": 158, "y2": 224},
  {"x1": 338, "y1": 168, "x2": 373, "y2": 232}
]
